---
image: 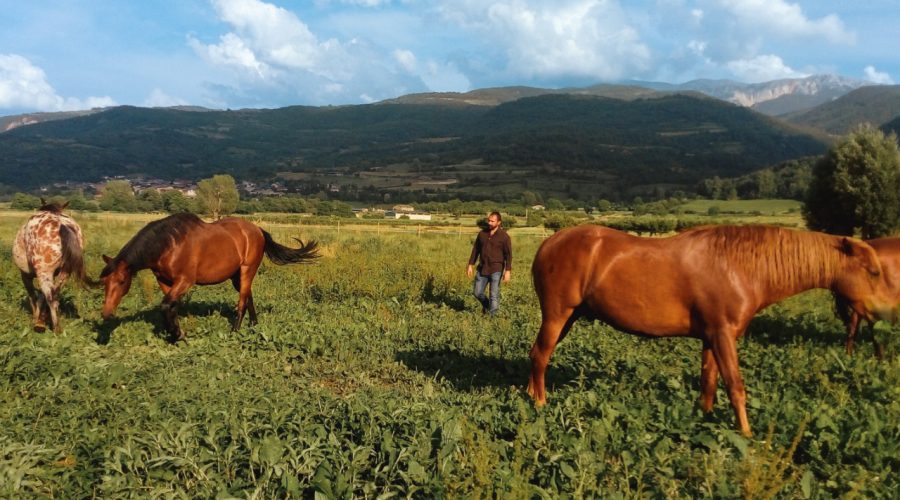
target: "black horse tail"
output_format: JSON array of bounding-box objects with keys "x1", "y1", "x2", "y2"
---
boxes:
[
  {"x1": 59, "y1": 224, "x2": 99, "y2": 288},
  {"x1": 262, "y1": 230, "x2": 320, "y2": 265}
]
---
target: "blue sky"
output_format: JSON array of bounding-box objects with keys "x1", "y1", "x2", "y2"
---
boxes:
[{"x1": 1, "y1": 0, "x2": 896, "y2": 115}]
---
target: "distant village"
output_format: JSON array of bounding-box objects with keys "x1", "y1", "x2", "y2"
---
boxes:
[{"x1": 44, "y1": 176, "x2": 435, "y2": 220}]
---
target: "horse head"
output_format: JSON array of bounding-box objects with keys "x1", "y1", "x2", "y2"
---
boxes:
[
  {"x1": 835, "y1": 237, "x2": 898, "y2": 324},
  {"x1": 38, "y1": 198, "x2": 69, "y2": 213},
  {"x1": 100, "y1": 255, "x2": 133, "y2": 320}
]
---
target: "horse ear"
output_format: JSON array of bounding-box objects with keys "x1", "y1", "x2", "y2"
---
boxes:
[
  {"x1": 40, "y1": 197, "x2": 46, "y2": 205},
  {"x1": 61, "y1": 201, "x2": 69, "y2": 210},
  {"x1": 840, "y1": 237, "x2": 858, "y2": 256},
  {"x1": 102, "y1": 255, "x2": 113, "y2": 264}
]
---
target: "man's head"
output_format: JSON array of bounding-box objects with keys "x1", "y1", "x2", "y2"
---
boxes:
[{"x1": 487, "y1": 211, "x2": 502, "y2": 231}]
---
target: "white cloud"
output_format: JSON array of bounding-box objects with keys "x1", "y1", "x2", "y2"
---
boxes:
[
  {"x1": 439, "y1": 0, "x2": 651, "y2": 81},
  {"x1": 863, "y1": 65, "x2": 893, "y2": 85},
  {"x1": 392, "y1": 48, "x2": 469, "y2": 92},
  {"x1": 0, "y1": 54, "x2": 115, "y2": 112},
  {"x1": 189, "y1": 32, "x2": 271, "y2": 78},
  {"x1": 726, "y1": 54, "x2": 808, "y2": 83},
  {"x1": 393, "y1": 49, "x2": 417, "y2": 74},
  {"x1": 142, "y1": 89, "x2": 189, "y2": 108},
  {"x1": 716, "y1": 0, "x2": 854, "y2": 44},
  {"x1": 421, "y1": 60, "x2": 470, "y2": 92}
]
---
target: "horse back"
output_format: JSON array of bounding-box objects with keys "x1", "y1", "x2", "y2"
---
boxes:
[
  {"x1": 173, "y1": 217, "x2": 265, "y2": 284},
  {"x1": 13, "y1": 211, "x2": 68, "y2": 274}
]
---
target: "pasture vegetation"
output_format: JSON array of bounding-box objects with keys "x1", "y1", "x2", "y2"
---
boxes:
[{"x1": 0, "y1": 210, "x2": 897, "y2": 498}]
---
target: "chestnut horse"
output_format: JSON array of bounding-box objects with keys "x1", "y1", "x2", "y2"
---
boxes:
[
  {"x1": 100, "y1": 213, "x2": 318, "y2": 342},
  {"x1": 835, "y1": 236, "x2": 900, "y2": 358},
  {"x1": 13, "y1": 200, "x2": 95, "y2": 332},
  {"x1": 528, "y1": 224, "x2": 898, "y2": 436}
]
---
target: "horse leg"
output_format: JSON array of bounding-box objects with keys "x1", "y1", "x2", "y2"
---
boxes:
[
  {"x1": 48, "y1": 272, "x2": 70, "y2": 333},
  {"x1": 231, "y1": 266, "x2": 259, "y2": 331},
  {"x1": 845, "y1": 312, "x2": 860, "y2": 355},
  {"x1": 37, "y1": 273, "x2": 60, "y2": 333},
  {"x1": 20, "y1": 271, "x2": 43, "y2": 331},
  {"x1": 527, "y1": 307, "x2": 578, "y2": 406},
  {"x1": 161, "y1": 281, "x2": 191, "y2": 343},
  {"x1": 699, "y1": 342, "x2": 719, "y2": 413},
  {"x1": 710, "y1": 332, "x2": 751, "y2": 436},
  {"x1": 868, "y1": 321, "x2": 885, "y2": 360},
  {"x1": 230, "y1": 274, "x2": 245, "y2": 331}
]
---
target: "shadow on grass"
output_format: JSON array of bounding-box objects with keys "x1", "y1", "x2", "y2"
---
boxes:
[
  {"x1": 395, "y1": 347, "x2": 587, "y2": 392},
  {"x1": 421, "y1": 276, "x2": 466, "y2": 311},
  {"x1": 742, "y1": 314, "x2": 844, "y2": 349},
  {"x1": 94, "y1": 300, "x2": 235, "y2": 345}
]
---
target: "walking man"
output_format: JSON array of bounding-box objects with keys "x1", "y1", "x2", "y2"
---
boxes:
[{"x1": 467, "y1": 211, "x2": 512, "y2": 316}]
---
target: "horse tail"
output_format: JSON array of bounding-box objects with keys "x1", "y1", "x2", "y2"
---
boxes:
[
  {"x1": 59, "y1": 224, "x2": 99, "y2": 288},
  {"x1": 262, "y1": 230, "x2": 320, "y2": 265}
]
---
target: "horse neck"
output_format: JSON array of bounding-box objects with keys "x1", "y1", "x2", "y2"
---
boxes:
[
  {"x1": 734, "y1": 231, "x2": 840, "y2": 306},
  {"x1": 766, "y1": 233, "x2": 843, "y2": 302}
]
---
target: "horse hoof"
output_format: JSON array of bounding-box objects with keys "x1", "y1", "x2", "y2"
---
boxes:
[{"x1": 33, "y1": 324, "x2": 46, "y2": 333}]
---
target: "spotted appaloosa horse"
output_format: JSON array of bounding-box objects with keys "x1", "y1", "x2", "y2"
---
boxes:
[
  {"x1": 528, "y1": 224, "x2": 898, "y2": 436},
  {"x1": 13, "y1": 201, "x2": 95, "y2": 332}
]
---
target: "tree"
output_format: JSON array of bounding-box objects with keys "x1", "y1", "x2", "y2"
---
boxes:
[
  {"x1": 803, "y1": 126, "x2": 900, "y2": 238},
  {"x1": 137, "y1": 189, "x2": 164, "y2": 212},
  {"x1": 197, "y1": 174, "x2": 239, "y2": 219},
  {"x1": 10, "y1": 192, "x2": 41, "y2": 210},
  {"x1": 99, "y1": 180, "x2": 137, "y2": 212},
  {"x1": 162, "y1": 190, "x2": 194, "y2": 214}
]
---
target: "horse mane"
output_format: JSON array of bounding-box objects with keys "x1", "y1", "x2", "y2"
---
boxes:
[
  {"x1": 680, "y1": 225, "x2": 842, "y2": 291},
  {"x1": 101, "y1": 213, "x2": 204, "y2": 276}
]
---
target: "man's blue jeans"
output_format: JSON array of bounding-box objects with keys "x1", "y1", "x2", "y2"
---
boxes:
[{"x1": 473, "y1": 271, "x2": 502, "y2": 315}]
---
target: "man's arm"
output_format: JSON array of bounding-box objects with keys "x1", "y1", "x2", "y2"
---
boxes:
[
  {"x1": 502, "y1": 232, "x2": 512, "y2": 282},
  {"x1": 467, "y1": 234, "x2": 481, "y2": 277}
]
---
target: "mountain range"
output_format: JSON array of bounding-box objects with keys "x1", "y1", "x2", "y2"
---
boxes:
[{"x1": 0, "y1": 74, "x2": 897, "y2": 202}]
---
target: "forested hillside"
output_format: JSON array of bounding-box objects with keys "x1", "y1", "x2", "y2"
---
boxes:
[{"x1": 0, "y1": 94, "x2": 826, "y2": 200}]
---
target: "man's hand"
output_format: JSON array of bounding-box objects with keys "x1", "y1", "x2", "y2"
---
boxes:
[
  {"x1": 466, "y1": 264, "x2": 474, "y2": 278},
  {"x1": 503, "y1": 270, "x2": 511, "y2": 283}
]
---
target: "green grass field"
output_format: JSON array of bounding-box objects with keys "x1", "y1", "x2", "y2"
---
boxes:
[{"x1": 0, "y1": 211, "x2": 897, "y2": 497}]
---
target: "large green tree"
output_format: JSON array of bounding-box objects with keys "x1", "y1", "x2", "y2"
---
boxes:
[
  {"x1": 804, "y1": 126, "x2": 900, "y2": 238},
  {"x1": 197, "y1": 174, "x2": 239, "y2": 220},
  {"x1": 99, "y1": 180, "x2": 137, "y2": 212}
]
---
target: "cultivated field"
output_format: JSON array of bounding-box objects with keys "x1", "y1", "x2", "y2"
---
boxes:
[{"x1": 0, "y1": 211, "x2": 897, "y2": 497}]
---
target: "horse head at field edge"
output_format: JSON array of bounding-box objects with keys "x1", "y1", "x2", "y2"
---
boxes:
[
  {"x1": 99, "y1": 256, "x2": 133, "y2": 320},
  {"x1": 527, "y1": 224, "x2": 897, "y2": 437}
]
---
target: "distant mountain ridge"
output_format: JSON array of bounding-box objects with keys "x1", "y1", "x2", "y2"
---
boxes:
[
  {"x1": 0, "y1": 74, "x2": 871, "y2": 132},
  {"x1": 631, "y1": 74, "x2": 871, "y2": 116}
]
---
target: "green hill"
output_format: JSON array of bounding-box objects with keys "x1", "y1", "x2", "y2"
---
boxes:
[
  {"x1": 0, "y1": 94, "x2": 826, "y2": 201},
  {"x1": 786, "y1": 85, "x2": 900, "y2": 135}
]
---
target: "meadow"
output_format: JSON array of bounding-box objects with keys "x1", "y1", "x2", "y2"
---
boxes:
[{"x1": 0, "y1": 210, "x2": 897, "y2": 498}]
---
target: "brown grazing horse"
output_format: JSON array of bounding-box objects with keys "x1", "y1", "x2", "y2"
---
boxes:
[
  {"x1": 100, "y1": 213, "x2": 318, "y2": 342},
  {"x1": 835, "y1": 237, "x2": 900, "y2": 358},
  {"x1": 528, "y1": 224, "x2": 898, "y2": 436},
  {"x1": 13, "y1": 200, "x2": 95, "y2": 332}
]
